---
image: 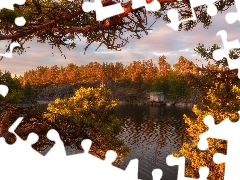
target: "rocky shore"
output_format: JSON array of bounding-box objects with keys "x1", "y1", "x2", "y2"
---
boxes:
[{"x1": 19, "y1": 83, "x2": 200, "y2": 108}]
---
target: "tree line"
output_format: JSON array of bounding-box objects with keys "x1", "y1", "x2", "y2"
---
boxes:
[
  {"x1": 19, "y1": 55, "x2": 198, "y2": 86},
  {"x1": 2, "y1": 54, "x2": 240, "y2": 104}
]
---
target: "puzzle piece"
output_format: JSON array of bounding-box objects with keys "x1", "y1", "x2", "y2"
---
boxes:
[
  {"x1": 198, "y1": 114, "x2": 240, "y2": 180},
  {"x1": 0, "y1": 116, "x2": 124, "y2": 179},
  {"x1": 66, "y1": 139, "x2": 163, "y2": 180},
  {"x1": 166, "y1": 155, "x2": 209, "y2": 180},
  {"x1": 212, "y1": 30, "x2": 240, "y2": 78},
  {"x1": 1, "y1": 119, "x2": 162, "y2": 180},
  {"x1": 3, "y1": 119, "x2": 163, "y2": 180},
  {"x1": 0, "y1": 0, "x2": 25, "y2": 10},
  {"x1": 0, "y1": 85, "x2": 9, "y2": 97},
  {"x1": 167, "y1": 0, "x2": 219, "y2": 31},
  {"x1": 0, "y1": 116, "x2": 69, "y2": 180},
  {"x1": 225, "y1": 0, "x2": 240, "y2": 24},
  {"x1": 82, "y1": 0, "x2": 161, "y2": 22},
  {"x1": 0, "y1": 1, "x2": 26, "y2": 58},
  {"x1": 0, "y1": 117, "x2": 43, "y2": 179},
  {"x1": 0, "y1": 1, "x2": 26, "y2": 27},
  {"x1": 0, "y1": 42, "x2": 21, "y2": 58},
  {"x1": 131, "y1": 0, "x2": 161, "y2": 12},
  {"x1": 65, "y1": 138, "x2": 139, "y2": 180},
  {"x1": 151, "y1": 169, "x2": 163, "y2": 180},
  {"x1": 82, "y1": 0, "x2": 124, "y2": 21},
  {"x1": 46, "y1": 129, "x2": 66, "y2": 156},
  {"x1": 0, "y1": 85, "x2": 54, "y2": 150}
]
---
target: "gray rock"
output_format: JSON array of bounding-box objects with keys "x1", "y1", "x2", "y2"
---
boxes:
[{"x1": 35, "y1": 84, "x2": 74, "y2": 101}]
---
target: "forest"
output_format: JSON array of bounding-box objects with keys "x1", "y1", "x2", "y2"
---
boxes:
[
  {"x1": 0, "y1": 55, "x2": 226, "y2": 104},
  {"x1": 19, "y1": 55, "x2": 193, "y2": 86}
]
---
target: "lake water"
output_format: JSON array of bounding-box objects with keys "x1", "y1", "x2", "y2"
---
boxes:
[
  {"x1": 114, "y1": 105, "x2": 196, "y2": 180},
  {"x1": 40, "y1": 103, "x2": 196, "y2": 180}
]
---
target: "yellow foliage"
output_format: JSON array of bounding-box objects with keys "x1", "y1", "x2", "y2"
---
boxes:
[
  {"x1": 179, "y1": 106, "x2": 226, "y2": 179},
  {"x1": 44, "y1": 84, "x2": 118, "y2": 125},
  {"x1": 43, "y1": 84, "x2": 129, "y2": 163},
  {"x1": 176, "y1": 67, "x2": 240, "y2": 179}
]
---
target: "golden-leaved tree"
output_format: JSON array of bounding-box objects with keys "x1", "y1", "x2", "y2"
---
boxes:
[
  {"x1": 158, "y1": 55, "x2": 171, "y2": 76},
  {"x1": 174, "y1": 64, "x2": 240, "y2": 179}
]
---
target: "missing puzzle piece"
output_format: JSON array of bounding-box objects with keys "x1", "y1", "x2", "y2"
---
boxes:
[
  {"x1": 82, "y1": 0, "x2": 161, "y2": 22},
  {"x1": 0, "y1": 0, "x2": 26, "y2": 10},
  {"x1": 0, "y1": 42, "x2": 21, "y2": 58},
  {"x1": 131, "y1": 0, "x2": 161, "y2": 12},
  {"x1": 66, "y1": 139, "x2": 163, "y2": 180},
  {"x1": 166, "y1": 155, "x2": 209, "y2": 180},
  {"x1": 0, "y1": 1, "x2": 25, "y2": 58},
  {"x1": 0, "y1": 117, "x2": 43, "y2": 179},
  {"x1": 198, "y1": 114, "x2": 240, "y2": 180},
  {"x1": 212, "y1": 30, "x2": 240, "y2": 78},
  {"x1": 82, "y1": 0, "x2": 124, "y2": 21},
  {"x1": 0, "y1": 1, "x2": 26, "y2": 26},
  {"x1": 65, "y1": 139, "x2": 139, "y2": 180},
  {"x1": 0, "y1": 85, "x2": 9, "y2": 97},
  {"x1": 167, "y1": 0, "x2": 219, "y2": 31},
  {"x1": 151, "y1": 169, "x2": 163, "y2": 180},
  {"x1": 225, "y1": 0, "x2": 240, "y2": 24},
  {"x1": 46, "y1": 129, "x2": 66, "y2": 157}
]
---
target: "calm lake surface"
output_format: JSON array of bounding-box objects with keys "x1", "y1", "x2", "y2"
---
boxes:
[
  {"x1": 40, "y1": 104, "x2": 196, "y2": 180},
  {"x1": 114, "y1": 105, "x2": 196, "y2": 180}
]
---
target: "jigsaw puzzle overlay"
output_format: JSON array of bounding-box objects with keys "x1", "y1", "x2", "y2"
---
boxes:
[
  {"x1": 0, "y1": 1, "x2": 26, "y2": 58},
  {"x1": 1, "y1": 0, "x2": 240, "y2": 179}
]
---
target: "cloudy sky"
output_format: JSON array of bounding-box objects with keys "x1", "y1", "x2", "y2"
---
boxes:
[{"x1": 1, "y1": 3, "x2": 240, "y2": 76}]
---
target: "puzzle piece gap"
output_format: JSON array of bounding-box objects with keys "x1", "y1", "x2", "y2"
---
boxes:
[
  {"x1": 15, "y1": 17, "x2": 26, "y2": 26},
  {"x1": 212, "y1": 30, "x2": 240, "y2": 78}
]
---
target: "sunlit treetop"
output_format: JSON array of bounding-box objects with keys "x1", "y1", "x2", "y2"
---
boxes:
[{"x1": 0, "y1": 0, "x2": 235, "y2": 58}]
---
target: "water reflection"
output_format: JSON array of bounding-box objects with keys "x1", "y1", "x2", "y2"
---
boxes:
[
  {"x1": 39, "y1": 103, "x2": 195, "y2": 179},
  {"x1": 115, "y1": 105, "x2": 196, "y2": 180}
]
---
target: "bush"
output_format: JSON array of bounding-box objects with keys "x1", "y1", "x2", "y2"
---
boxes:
[{"x1": 44, "y1": 84, "x2": 129, "y2": 163}]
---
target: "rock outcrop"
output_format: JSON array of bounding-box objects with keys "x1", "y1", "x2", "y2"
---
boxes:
[{"x1": 35, "y1": 84, "x2": 75, "y2": 101}]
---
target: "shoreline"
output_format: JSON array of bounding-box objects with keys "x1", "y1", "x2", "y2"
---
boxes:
[{"x1": 17, "y1": 100, "x2": 195, "y2": 109}]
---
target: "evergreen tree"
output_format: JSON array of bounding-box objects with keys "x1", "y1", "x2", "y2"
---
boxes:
[{"x1": 0, "y1": 0, "x2": 235, "y2": 57}]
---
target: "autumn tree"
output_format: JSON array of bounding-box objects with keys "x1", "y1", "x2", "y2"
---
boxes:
[
  {"x1": 113, "y1": 62, "x2": 125, "y2": 82},
  {"x1": 172, "y1": 40, "x2": 240, "y2": 179},
  {"x1": 102, "y1": 62, "x2": 115, "y2": 82},
  {"x1": 142, "y1": 59, "x2": 158, "y2": 83},
  {"x1": 173, "y1": 56, "x2": 199, "y2": 75},
  {"x1": 124, "y1": 61, "x2": 140, "y2": 83},
  {"x1": 175, "y1": 67, "x2": 240, "y2": 179},
  {"x1": 158, "y1": 55, "x2": 171, "y2": 76}
]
